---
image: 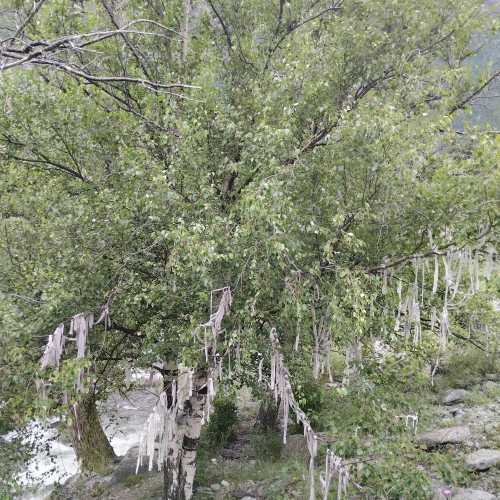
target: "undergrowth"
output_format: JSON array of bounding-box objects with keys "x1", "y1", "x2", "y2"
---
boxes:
[
  {"x1": 195, "y1": 344, "x2": 497, "y2": 499},
  {"x1": 203, "y1": 395, "x2": 239, "y2": 450}
]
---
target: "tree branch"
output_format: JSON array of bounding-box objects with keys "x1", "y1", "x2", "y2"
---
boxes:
[
  {"x1": 264, "y1": 1, "x2": 343, "y2": 70},
  {"x1": 6, "y1": 153, "x2": 90, "y2": 182},
  {"x1": 10, "y1": 0, "x2": 49, "y2": 42},
  {"x1": 206, "y1": 0, "x2": 233, "y2": 50},
  {"x1": 449, "y1": 69, "x2": 500, "y2": 114},
  {"x1": 100, "y1": 0, "x2": 153, "y2": 80},
  {"x1": 368, "y1": 222, "x2": 495, "y2": 273}
]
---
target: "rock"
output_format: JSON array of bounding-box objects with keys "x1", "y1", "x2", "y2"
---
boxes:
[
  {"x1": 443, "y1": 389, "x2": 468, "y2": 405},
  {"x1": 416, "y1": 426, "x2": 470, "y2": 448},
  {"x1": 482, "y1": 381, "x2": 499, "y2": 392},
  {"x1": 233, "y1": 480, "x2": 255, "y2": 498},
  {"x1": 282, "y1": 434, "x2": 307, "y2": 460},
  {"x1": 485, "y1": 373, "x2": 498, "y2": 381},
  {"x1": 241, "y1": 497, "x2": 256, "y2": 500},
  {"x1": 196, "y1": 487, "x2": 213, "y2": 495},
  {"x1": 210, "y1": 483, "x2": 222, "y2": 491},
  {"x1": 452, "y1": 489, "x2": 496, "y2": 500},
  {"x1": 221, "y1": 480, "x2": 231, "y2": 488},
  {"x1": 232, "y1": 480, "x2": 265, "y2": 499},
  {"x1": 464, "y1": 448, "x2": 500, "y2": 471},
  {"x1": 451, "y1": 408, "x2": 465, "y2": 418},
  {"x1": 433, "y1": 484, "x2": 454, "y2": 499},
  {"x1": 221, "y1": 447, "x2": 241, "y2": 459},
  {"x1": 109, "y1": 446, "x2": 150, "y2": 485}
]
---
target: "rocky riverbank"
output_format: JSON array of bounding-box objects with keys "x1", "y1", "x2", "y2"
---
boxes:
[{"x1": 43, "y1": 373, "x2": 499, "y2": 499}]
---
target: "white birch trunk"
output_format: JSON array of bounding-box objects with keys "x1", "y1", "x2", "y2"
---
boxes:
[{"x1": 179, "y1": 372, "x2": 206, "y2": 500}]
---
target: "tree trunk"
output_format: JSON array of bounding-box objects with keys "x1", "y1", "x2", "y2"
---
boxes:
[
  {"x1": 343, "y1": 339, "x2": 363, "y2": 386},
  {"x1": 163, "y1": 371, "x2": 207, "y2": 500},
  {"x1": 164, "y1": 428, "x2": 182, "y2": 500},
  {"x1": 70, "y1": 392, "x2": 116, "y2": 473},
  {"x1": 182, "y1": 0, "x2": 191, "y2": 62},
  {"x1": 178, "y1": 383, "x2": 205, "y2": 500}
]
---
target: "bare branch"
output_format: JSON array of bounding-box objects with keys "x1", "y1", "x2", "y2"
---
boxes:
[
  {"x1": 449, "y1": 69, "x2": 500, "y2": 114},
  {"x1": 1, "y1": 20, "x2": 192, "y2": 96},
  {"x1": 6, "y1": 154, "x2": 90, "y2": 182},
  {"x1": 264, "y1": 1, "x2": 343, "y2": 70},
  {"x1": 28, "y1": 58, "x2": 196, "y2": 93},
  {"x1": 100, "y1": 0, "x2": 153, "y2": 80},
  {"x1": 206, "y1": 0, "x2": 232, "y2": 50},
  {"x1": 368, "y1": 222, "x2": 495, "y2": 273},
  {"x1": 10, "y1": 0, "x2": 49, "y2": 42}
]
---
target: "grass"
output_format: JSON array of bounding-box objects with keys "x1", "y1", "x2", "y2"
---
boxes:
[
  {"x1": 193, "y1": 344, "x2": 498, "y2": 499},
  {"x1": 433, "y1": 347, "x2": 499, "y2": 392},
  {"x1": 195, "y1": 447, "x2": 306, "y2": 499}
]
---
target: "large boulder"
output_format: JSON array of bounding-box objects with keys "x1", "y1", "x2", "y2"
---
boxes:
[
  {"x1": 464, "y1": 448, "x2": 500, "y2": 471},
  {"x1": 452, "y1": 489, "x2": 496, "y2": 500},
  {"x1": 416, "y1": 426, "x2": 470, "y2": 448},
  {"x1": 442, "y1": 389, "x2": 469, "y2": 405}
]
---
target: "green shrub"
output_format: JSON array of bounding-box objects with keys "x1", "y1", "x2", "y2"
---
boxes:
[
  {"x1": 0, "y1": 437, "x2": 28, "y2": 499},
  {"x1": 204, "y1": 395, "x2": 238, "y2": 449},
  {"x1": 292, "y1": 376, "x2": 325, "y2": 430},
  {"x1": 435, "y1": 347, "x2": 499, "y2": 390},
  {"x1": 359, "y1": 453, "x2": 431, "y2": 499},
  {"x1": 253, "y1": 430, "x2": 283, "y2": 462},
  {"x1": 427, "y1": 452, "x2": 471, "y2": 486},
  {"x1": 123, "y1": 474, "x2": 144, "y2": 487}
]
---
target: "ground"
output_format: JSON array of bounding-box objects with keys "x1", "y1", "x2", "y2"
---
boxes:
[{"x1": 49, "y1": 358, "x2": 500, "y2": 499}]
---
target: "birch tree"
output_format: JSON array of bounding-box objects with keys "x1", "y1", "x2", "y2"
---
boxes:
[{"x1": 0, "y1": 0, "x2": 499, "y2": 498}]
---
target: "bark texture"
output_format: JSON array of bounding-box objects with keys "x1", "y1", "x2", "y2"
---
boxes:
[
  {"x1": 178, "y1": 386, "x2": 205, "y2": 500},
  {"x1": 70, "y1": 393, "x2": 116, "y2": 473},
  {"x1": 163, "y1": 371, "x2": 207, "y2": 500}
]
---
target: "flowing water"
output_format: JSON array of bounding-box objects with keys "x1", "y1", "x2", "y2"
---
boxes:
[{"x1": 6, "y1": 379, "x2": 158, "y2": 500}]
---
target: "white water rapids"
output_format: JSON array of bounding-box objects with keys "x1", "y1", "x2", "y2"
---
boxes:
[{"x1": 4, "y1": 379, "x2": 158, "y2": 499}]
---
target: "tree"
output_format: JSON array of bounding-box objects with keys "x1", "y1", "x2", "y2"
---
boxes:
[{"x1": 0, "y1": 0, "x2": 498, "y2": 498}]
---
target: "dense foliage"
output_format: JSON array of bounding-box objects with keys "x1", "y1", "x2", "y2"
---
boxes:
[{"x1": 0, "y1": 0, "x2": 498, "y2": 497}]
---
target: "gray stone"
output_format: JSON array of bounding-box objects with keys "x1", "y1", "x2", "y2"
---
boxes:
[
  {"x1": 464, "y1": 448, "x2": 500, "y2": 471},
  {"x1": 483, "y1": 381, "x2": 499, "y2": 392},
  {"x1": 433, "y1": 484, "x2": 454, "y2": 499},
  {"x1": 221, "y1": 480, "x2": 231, "y2": 488},
  {"x1": 452, "y1": 489, "x2": 496, "y2": 500},
  {"x1": 443, "y1": 389, "x2": 468, "y2": 405},
  {"x1": 232, "y1": 491, "x2": 247, "y2": 499},
  {"x1": 210, "y1": 483, "x2": 222, "y2": 491},
  {"x1": 282, "y1": 434, "x2": 308, "y2": 460},
  {"x1": 110, "y1": 446, "x2": 152, "y2": 485},
  {"x1": 416, "y1": 426, "x2": 471, "y2": 448},
  {"x1": 233, "y1": 492, "x2": 252, "y2": 499},
  {"x1": 221, "y1": 447, "x2": 241, "y2": 459},
  {"x1": 233, "y1": 480, "x2": 257, "y2": 498},
  {"x1": 196, "y1": 487, "x2": 213, "y2": 495},
  {"x1": 241, "y1": 497, "x2": 256, "y2": 500}
]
